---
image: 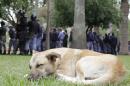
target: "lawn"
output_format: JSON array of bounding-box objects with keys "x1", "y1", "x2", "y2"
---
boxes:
[{"x1": 0, "y1": 55, "x2": 130, "y2": 86}]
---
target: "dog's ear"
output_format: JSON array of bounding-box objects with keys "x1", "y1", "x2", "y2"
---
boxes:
[{"x1": 46, "y1": 52, "x2": 61, "y2": 62}]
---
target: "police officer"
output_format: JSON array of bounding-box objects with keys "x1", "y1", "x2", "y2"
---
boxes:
[
  {"x1": 50, "y1": 28, "x2": 58, "y2": 48},
  {"x1": 0, "y1": 21, "x2": 7, "y2": 54},
  {"x1": 63, "y1": 30, "x2": 68, "y2": 47},
  {"x1": 109, "y1": 33, "x2": 117, "y2": 55},
  {"x1": 16, "y1": 11, "x2": 28, "y2": 55},
  {"x1": 8, "y1": 26, "x2": 17, "y2": 54},
  {"x1": 25, "y1": 15, "x2": 40, "y2": 55},
  {"x1": 86, "y1": 31, "x2": 94, "y2": 50}
]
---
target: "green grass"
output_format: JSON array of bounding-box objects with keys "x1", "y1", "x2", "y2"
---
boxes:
[{"x1": 0, "y1": 55, "x2": 130, "y2": 86}]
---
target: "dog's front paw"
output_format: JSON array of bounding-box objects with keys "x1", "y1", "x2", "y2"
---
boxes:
[{"x1": 56, "y1": 73, "x2": 66, "y2": 81}]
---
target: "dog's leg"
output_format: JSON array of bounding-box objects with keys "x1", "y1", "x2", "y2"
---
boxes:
[
  {"x1": 56, "y1": 72, "x2": 114, "y2": 85},
  {"x1": 56, "y1": 73, "x2": 81, "y2": 83}
]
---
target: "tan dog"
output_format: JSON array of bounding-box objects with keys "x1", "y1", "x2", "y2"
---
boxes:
[{"x1": 28, "y1": 48, "x2": 126, "y2": 85}]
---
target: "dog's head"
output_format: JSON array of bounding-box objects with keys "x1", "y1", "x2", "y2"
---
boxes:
[{"x1": 28, "y1": 52, "x2": 61, "y2": 80}]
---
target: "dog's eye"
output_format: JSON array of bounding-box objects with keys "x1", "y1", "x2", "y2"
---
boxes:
[{"x1": 36, "y1": 64, "x2": 44, "y2": 68}]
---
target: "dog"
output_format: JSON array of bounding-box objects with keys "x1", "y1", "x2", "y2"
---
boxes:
[{"x1": 28, "y1": 48, "x2": 126, "y2": 85}]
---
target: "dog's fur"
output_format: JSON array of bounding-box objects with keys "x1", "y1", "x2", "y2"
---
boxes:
[{"x1": 28, "y1": 48, "x2": 126, "y2": 85}]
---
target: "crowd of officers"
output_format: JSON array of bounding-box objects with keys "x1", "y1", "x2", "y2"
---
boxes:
[
  {"x1": 0, "y1": 11, "x2": 119, "y2": 55},
  {"x1": 0, "y1": 11, "x2": 69, "y2": 55},
  {"x1": 86, "y1": 31, "x2": 119, "y2": 55}
]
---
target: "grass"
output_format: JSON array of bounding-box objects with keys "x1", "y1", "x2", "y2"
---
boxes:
[{"x1": 0, "y1": 55, "x2": 130, "y2": 86}]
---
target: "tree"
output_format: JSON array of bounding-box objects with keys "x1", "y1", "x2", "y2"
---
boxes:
[
  {"x1": 85, "y1": 0, "x2": 121, "y2": 32},
  {"x1": 70, "y1": 0, "x2": 86, "y2": 49},
  {"x1": 0, "y1": 0, "x2": 32, "y2": 26},
  {"x1": 53, "y1": 0, "x2": 120, "y2": 30},
  {"x1": 53, "y1": 0, "x2": 121, "y2": 49},
  {"x1": 45, "y1": 0, "x2": 52, "y2": 49},
  {"x1": 53, "y1": 0, "x2": 74, "y2": 27},
  {"x1": 0, "y1": 4, "x2": 2, "y2": 17},
  {"x1": 119, "y1": 0, "x2": 129, "y2": 54}
]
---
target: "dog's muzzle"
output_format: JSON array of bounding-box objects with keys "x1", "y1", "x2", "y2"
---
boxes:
[
  {"x1": 28, "y1": 73, "x2": 39, "y2": 81},
  {"x1": 28, "y1": 71, "x2": 44, "y2": 81}
]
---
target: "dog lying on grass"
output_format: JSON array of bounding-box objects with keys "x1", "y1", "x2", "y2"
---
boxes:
[{"x1": 28, "y1": 48, "x2": 126, "y2": 85}]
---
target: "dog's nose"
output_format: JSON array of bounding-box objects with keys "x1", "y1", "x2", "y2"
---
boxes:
[
  {"x1": 28, "y1": 72, "x2": 41, "y2": 81},
  {"x1": 28, "y1": 74, "x2": 33, "y2": 81},
  {"x1": 28, "y1": 73, "x2": 36, "y2": 81}
]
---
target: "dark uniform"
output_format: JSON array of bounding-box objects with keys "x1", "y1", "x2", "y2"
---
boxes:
[
  {"x1": 50, "y1": 29, "x2": 58, "y2": 48},
  {"x1": 25, "y1": 15, "x2": 41, "y2": 54},
  {"x1": 109, "y1": 33, "x2": 117, "y2": 55},
  {"x1": 8, "y1": 27, "x2": 17, "y2": 54},
  {"x1": 0, "y1": 21, "x2": 7, "y2": 54},
  {"x1": 63, "y1": 30, "x2": 68, "y2": 47},
  {"x1": 41, "y1": 31, "x2": 46, "y2": 51},
  {"x1": 16, "y1": 12, "x2": 28, "y2": 55}
]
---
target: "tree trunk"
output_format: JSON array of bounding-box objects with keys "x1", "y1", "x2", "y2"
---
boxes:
[
  {"x1": 119, "y1": 0, "x2": 129, "y2": 54},
  {"x1": 50, "y1": 0, "x2": 54, "y2": 26},
  {"x1": 45, "y1": 0, "x2": 51, "y2": 49},
  {"x1": 70, "y1": 0, "x2": 86, "y2": 49}
]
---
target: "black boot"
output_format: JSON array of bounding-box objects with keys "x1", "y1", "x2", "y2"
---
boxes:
[
  {"x1": 0, "y1": 50, "x2": 2, "y2": 54},
  {"x1": 3, "y1": 50, "x2": 6, "y2": 55},
  {"x1": 8, "y1": 50, "x2": 11, "y2": 55},
  {"x1": 30, "y1": 50, "x2": 32, "y2": 55},
  {"x1": 25, "y1": 50, "x2": 29, "y2": 55}
]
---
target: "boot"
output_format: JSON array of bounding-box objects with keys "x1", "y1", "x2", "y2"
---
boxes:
[
  {"x1": 0, "y1": 50, "x2": 2, "y2": 54},
  {"x1": 3, "y1": 50, "x2": 6, "y2": 55},
  {"x1": 8, "y1": 50, "x2": 11, "y2": 55}
]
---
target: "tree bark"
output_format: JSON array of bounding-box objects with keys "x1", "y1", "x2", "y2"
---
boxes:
[
  {"x1": 50, "y1": 0, "x2": 54, "y2": 26},
  {"x1": 45, "y1": 0, "x2": 51, "y2": 49},
  {"x1": 70, "y1": 0, "x2": 86, "y2": 49},
  {"x1": 119, "y1": 0, "x2": 129, "y2": 54}
]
